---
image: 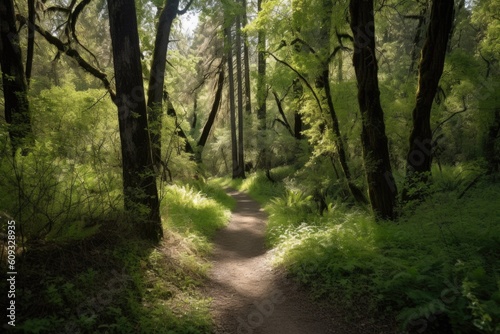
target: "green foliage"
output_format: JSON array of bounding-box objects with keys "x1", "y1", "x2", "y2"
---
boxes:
[
  {"x1": 0, "y1": 85, "x2": 122, "y2": 241},
  {"x1": 265, "y1": 167, "x2": 500, "y2": 332}
]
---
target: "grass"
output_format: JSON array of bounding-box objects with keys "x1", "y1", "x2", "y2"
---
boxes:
[{"x1": 0, "y1": 180, "x2": 232, "y2": 333}]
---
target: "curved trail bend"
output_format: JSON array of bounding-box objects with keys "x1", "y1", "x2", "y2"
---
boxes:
[{"x1": 206, "y1": 190, "x2": 396, "y2": 334}]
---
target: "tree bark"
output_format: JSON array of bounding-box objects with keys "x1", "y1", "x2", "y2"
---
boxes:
[
  {"x1": 26, "y1": 0, "x2": 35, "y2": 85},
  {"x1": 408, "y1": 7, "x2": 428, "y2": 75},
  {"x1": 242, "y1": 0, "x2": 252, "y2": 115},
  {"x1": 256, "y1": 0, "x2": 268, "y2": 169},
  {"x1": 146, "y1": 0, "x2": 179, "y2": 166},
  {"x1": 0, "y1": 0, "x2": 33, "y2": 154},
  {"x1": 225, "y1": 24, "x2": 239, "y2": 179},
  {"x1": 108, "y1": 0, "x2": 162, "y2": 242},
  {"x1": 197, "y1": 63, "x2": 225, "y2": 149},
  {"x1": 404, "y1": 0, "x2": 454, "y2": 201},
  {"x1": 235, "y1": 9, "x2": 246, "y2": 178},
  {"x1": 349, "y1": 0, "x2": 397, "y2": 220}
]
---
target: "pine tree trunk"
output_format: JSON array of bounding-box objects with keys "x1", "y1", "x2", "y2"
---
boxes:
[
  {"x1": 0, "y1": 0, "x2": 33, "y2": 155},
  {"x1": 349, "y1": 0, "x2": 397, "y2": 220},
  {"x1": 403, "y1": 0, "x2": 454, "y2": 201},
  {"x1": 108, "y1": 0, "x2": 162, "y2": 242}
]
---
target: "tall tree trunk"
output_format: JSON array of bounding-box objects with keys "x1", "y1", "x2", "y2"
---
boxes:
[
  {"x1": 403, "y1": 0, "x2": 454, "y2": 201},
  {"x1": 26, "y1": 0, "x2": 35, "y2": 85},
  {"x1": 242, "y1": 0, "x2": 252, "y2": 115},
  {"x1": 256, "y1": 0, "x2": 268, "y2": 169},
  {"x1": 108, "y1": 0, "x2": 162, "y2": 242},
  {"x1": 197, "y1": 63, "x2": 225, "y2": 149},
  {"x1": 225, "y1": 24, "x2": 239, "y2": 179},
  {"x1": 235, "y1": 9, "x2": 246, "y2": 178},
  {"x1": 349, "y1": 0, "x2": 397, "y2": 220},
  {"x1": 0, "y1": 0, "x2": 33, "y2": 154},
  {"x1": 146, "y1": 0, "x2": 193, "y2": 166},
  {"x1": 408, "y1": 6, "x2": 428, "y2": 75}
]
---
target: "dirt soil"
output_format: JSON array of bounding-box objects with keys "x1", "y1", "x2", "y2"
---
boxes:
[{"x1": 205, "y1": 190, "x2": 400, "y2": 334}]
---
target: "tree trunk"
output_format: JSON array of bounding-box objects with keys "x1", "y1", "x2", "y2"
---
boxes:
[
  {"x1": 242, "y1": 0, "x2": 252, "y2": 115},
  {"x1": 485, "y1": 108, "x2": 500, "y2": 174},
  {"x1": 403, "y1": 0, "x2": 454, "y2": 201},
  {"x1": 146, "y1": 0, "x2": 193, "y2": 166},
  {"x1": 322, "y1": 69, "x2": 368, "y2": 204},
  {"x1": 108, "y1": 0, "x2": 162, "y2": 242},
  {"x1": 256, "y1": 0, "x2": 268, "y2": 169},
  {"x1": 293, "y1": 79, "x2": 304, "y2": 140},
  {"x1": 197, "y1": 63, "x2": 225, "y2": 149},
  {"x1": 147, "y1": 0, "x2": 179, "y2": 166},
  {"x1": 26, "y1": 0, "x2": 35, "y2": 85},
  {"x1": 408, "y1": 7, "x2": 428, "y2": 75},
  {"x1": 225, "y1": 24, "x2": 239, "y2": 179},
  {"x1": 235, "y1": 10, "x2": 246, "y2": 178},
  {"x1": 0, "y1": 0, "x2": 33, "y2": 155},
  {"x1": 349, "y1": 0, "x2": 397, "y2": 220}
]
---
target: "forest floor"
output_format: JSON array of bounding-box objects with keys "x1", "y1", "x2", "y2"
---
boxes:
[{"x1": 204, "y1": 189, "x2": 400, "y2": 334}]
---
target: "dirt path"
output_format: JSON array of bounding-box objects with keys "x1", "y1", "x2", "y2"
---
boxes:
[{"x1": 205, "y1": 190, "x2": 397, "y2": 334}]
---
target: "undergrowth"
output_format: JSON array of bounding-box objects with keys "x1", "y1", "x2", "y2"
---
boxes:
[
  {"x1": 242, "y1": 165, "x2": 500, "y2": 333},
  {"x1": 0, "y1": 181, "x2": 232, "y2": 333}
]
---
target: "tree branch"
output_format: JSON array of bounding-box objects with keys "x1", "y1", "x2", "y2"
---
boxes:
[
  {"x1": 290, "y1": 38, "x2": 316, "y2": 54},
  {"x1": 266, "y1": 51, "x2": 323, "y2": 114},
  {"x1": 178, "y1": 0, "x2": 195, "y2": 15},
  {"x1": 272, "y1": 91, "x2": 294, "y2": 136},
  {"x1": 20, "y1": 16, "x2": 116, "y2": 101},
  {"x1": 432, "y1": 96, "x2": 468, "y2": 137}
]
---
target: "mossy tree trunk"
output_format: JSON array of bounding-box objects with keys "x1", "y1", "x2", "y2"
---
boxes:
[
  {"x1": 349, "y1": 0, "x2": 397, "y2": 220},
  {"x1": 0, "y1": 0, "x2": 33, "y2": 155}
]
